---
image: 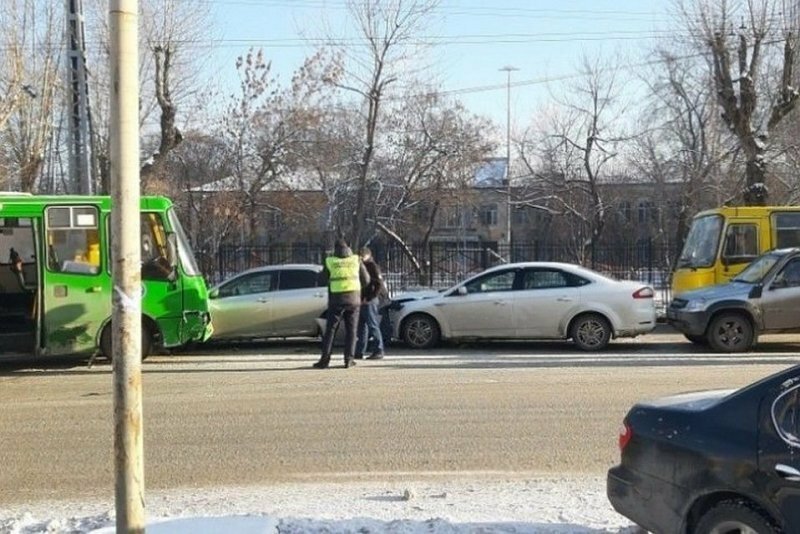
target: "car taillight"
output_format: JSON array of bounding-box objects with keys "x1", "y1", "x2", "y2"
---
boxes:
[
  {"x1": 632, "y1": 287, "x2": 654, "y2": 299},
  {"x1": 618, "y1": 422, "x2": 632, "y2": 451}
]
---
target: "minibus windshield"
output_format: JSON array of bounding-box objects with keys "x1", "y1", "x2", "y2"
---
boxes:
[{"x1": 677, "y1": 215, "x2": 723, "y2": 268}]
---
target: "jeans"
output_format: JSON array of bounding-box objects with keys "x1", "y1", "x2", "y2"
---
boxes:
[{"x1": 356, "y1": 299, "x2": 384, "y2": 356}]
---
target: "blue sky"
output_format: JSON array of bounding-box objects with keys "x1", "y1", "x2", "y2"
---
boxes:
[{"x1": 207, "y1": 1, "x2": 673, "y2": 128}]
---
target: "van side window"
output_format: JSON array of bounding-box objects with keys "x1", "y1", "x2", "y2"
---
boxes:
[
  {"x1": 774, "y1": 213, "x2": 800, "y2": 249},
  {"x1": 722, "y1": 224, "x2": 758, "y2": 265},
  {"x1": 46, "y1": 206, "x2": 100, "y2": 275}
]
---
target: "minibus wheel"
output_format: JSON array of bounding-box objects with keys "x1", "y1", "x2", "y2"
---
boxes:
[{"x1": 100, "y1": 321, "x2": 153, "y2": 361}]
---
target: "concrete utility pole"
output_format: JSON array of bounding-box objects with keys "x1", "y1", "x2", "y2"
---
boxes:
[
  {"x1": 109, "y1": 1, "x2": 145, "y2": 532},
  {"x1": 499, "y1": 65, "x2": 518, "y2": 248},
  {"x1": 66, "y1": 0, "x2": 94, "y2": 195}
]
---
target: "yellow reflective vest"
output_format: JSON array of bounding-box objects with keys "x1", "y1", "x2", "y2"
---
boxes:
[{"x1": 325, "y1": 255, "x2": 361, "y2": 293}]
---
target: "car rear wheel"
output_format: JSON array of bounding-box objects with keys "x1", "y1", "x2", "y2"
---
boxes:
[
  {"x1": 707, "y1": 313, "x2": 754, "y2": 353},
  {"x1": 401, "y1": 314, "x2": 440, "y2": 349},
  {"x1": 100, "y1": 321, "x2": 153, "y2": 361},
  {"x1": 570, "y1": 313, "x2": 611, "y2": 351},
  {"x1": 695, "y1": 501, "x2": 777, "y2": 534}
]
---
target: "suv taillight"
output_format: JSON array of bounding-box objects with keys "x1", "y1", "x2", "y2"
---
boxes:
[
  {"x1": 618, "y1": 422, "x2": 632, "y2": 451},
  {"x1": 632, "y1": 287, "x2": 654, "y2": 299}
]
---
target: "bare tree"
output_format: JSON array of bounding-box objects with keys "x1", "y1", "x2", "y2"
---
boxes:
[
  {"x1": 0, "y1": 0, "x2": 61, "y2": 192},
  {"x1": 331, "y1": 0, "x2": 440, "y2": 246},
  {"x1": 373, "y1": 93, "x2": 495, "y2": 280},
  {"x1": 519, "y1": 55, "x2": 630, "y2": 261},
  {"x1": 679, "y1": 0, "x2": 800, "y2": 205},
  {"x1": 220, "y1": 48, "x2": 339, "y2": 242},
  {"x1": 633, "y1": 50, "x2": 738, "y2": 248},
  {"x1": 83, "y1": 0, "x2": 213, "y2": 193}
]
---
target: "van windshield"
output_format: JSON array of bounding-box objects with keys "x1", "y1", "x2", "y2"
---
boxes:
[
  {"x1": 677, "y1": 215, "x2": 723, "y2": 268},
  {"x1": 167, "y1": 208, "x2": 201, "y2": 276}
]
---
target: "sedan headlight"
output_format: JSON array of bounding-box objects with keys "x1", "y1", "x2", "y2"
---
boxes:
[{"x1": 684, "y1": 300, "x2": 707, "y2": 312}]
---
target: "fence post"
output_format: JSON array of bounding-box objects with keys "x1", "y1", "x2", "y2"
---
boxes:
[{"x1": 428, "y1": 242, "x2": 434, "y2": 286}]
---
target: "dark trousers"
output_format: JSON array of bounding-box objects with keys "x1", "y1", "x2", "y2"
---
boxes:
[
  {"x1": 319, "y1": 302, "x2": 360, "y2": 364},
  {"x1": 356, "y1": 299, "x2": 384, "y2": 356}
]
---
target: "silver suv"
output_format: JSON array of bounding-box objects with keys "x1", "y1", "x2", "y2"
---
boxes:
[{"x1": 668, "y1": 248, "x2": 800, "y2": 352}]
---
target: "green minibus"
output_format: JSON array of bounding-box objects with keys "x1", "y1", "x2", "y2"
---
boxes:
[{"x1": 0, "y1": 194, "x2": 211, "y2": 360}]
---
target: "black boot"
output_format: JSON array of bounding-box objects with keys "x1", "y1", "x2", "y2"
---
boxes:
[
  {"x1": 344, "y1": 358, "x2": 356, "y2": 369},
  {"x1": 313, "y1": 360, "x2": 329, "y2": 369}
]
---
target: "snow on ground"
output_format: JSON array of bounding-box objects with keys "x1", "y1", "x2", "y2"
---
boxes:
[{"x1": 0, "y1": 476, "x2": 640, "y2": 533}]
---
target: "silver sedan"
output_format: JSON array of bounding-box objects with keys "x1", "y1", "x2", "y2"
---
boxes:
[
  {"x1": 390, "y1": 262, "x2": 656, "y2": 351},
  {"x1": 208, "y1": 264, "x2": 326, "y2": 340}
]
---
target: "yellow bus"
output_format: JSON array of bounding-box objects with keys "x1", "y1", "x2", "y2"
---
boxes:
[{"x1": 672, "y1": 206, "x2": 800, "y2": 294}]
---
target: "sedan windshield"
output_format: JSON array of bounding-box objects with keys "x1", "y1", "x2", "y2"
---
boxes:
[
  {"x1": 732, "y1": 254, "x2": 780, "y2": 283},
  {"x1": 678, "y1": 215, "x2": 723, "y2": 268}
]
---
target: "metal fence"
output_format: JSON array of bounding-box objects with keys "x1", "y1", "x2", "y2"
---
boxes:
[{"x1": 213, "y1": 240, "x2": 678, "y2": 312}]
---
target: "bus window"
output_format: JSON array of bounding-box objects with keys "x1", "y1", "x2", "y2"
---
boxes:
[
  {"x1": 46, "y1": 206, "x2": 100, "y2": 275},
  {"x1": 774, "y1": 213, "x2": 800, "y2": 249},
  {"x1": 722, "y1": 224, "x2": 759, "y2": 265}
]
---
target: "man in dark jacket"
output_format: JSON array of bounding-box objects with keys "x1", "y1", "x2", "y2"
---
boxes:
[
  {"x1": 313, "y1": 238, "x2": 370, "y2": 369},
  {"x1": 355, "y1": 246, "x2": 386, "y2": 360}
]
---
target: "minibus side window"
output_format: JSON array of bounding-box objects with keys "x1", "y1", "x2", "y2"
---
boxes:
[
  {"x1": 774, "y1": 213, "x2": 800, "y2": 249},
  {"x1": 46, "y1": 206, "x2": 100, "y2": 275},
  {"x1": 722, "y1": 224, "x2": 759, "y2": 265}
]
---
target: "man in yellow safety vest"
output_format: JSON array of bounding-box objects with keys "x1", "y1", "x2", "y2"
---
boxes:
[{"x1": 313, "y1": 238, "x2": 370, "y2": 369}]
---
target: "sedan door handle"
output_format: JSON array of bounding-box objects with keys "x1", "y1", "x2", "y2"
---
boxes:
[
  {"x1": 314, "y1": 293, "x2": 325, "y2": 298},
  {"x1": 775, "y1": 464, "x2": 800, "y2": 481},
  {"x1": 493, "y1": 301, "x2": 508, "y2": 306},
  {"x1": 257, "y1": 298, "x2": 270, "y2": 303},
  {"x1": 556, "y1": 297, "x2": 573, "y2": 302}
]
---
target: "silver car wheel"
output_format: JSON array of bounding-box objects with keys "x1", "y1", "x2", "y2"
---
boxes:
[
  {"x1": 571, "y1": 314, "x2": 611, "y2": 351},
  {"x1": 708, "y1": 313, "x2": 754, "y2": 353},
  {"x1": 402, "y1": 314, "x2": 440, "y2": 349}
]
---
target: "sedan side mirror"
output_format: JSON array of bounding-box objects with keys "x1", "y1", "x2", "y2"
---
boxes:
[
  {"x1": 456, "y1": 286, "x2": 468, "y2": 296},
  {"x1": 209, "y1": 288, "x2": 219, "y2": 299}
]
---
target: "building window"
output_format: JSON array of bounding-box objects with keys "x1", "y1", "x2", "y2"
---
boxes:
[
  {"x1": 637, "y1": 200, "x2": 656, "y2": 224},
  {"x1": 512, "y1": 207, "x2": 527, "y2": 225},
  {"x1": 440, "y1": 206, "x2": 464, "y2": 228},
  {"x1": 620, "y1": 201, "x2": 632, "y2": 223},
  {"x1": 479, "y1": 204, "x2": 498, "y2": 227}
]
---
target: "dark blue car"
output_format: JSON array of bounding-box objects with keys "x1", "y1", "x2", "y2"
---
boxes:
[{"x1": 608, "y1": 365, "x2": 800, "y2": 533}]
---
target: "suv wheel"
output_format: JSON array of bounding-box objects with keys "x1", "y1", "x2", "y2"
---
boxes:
[
  {"x1": 695, "y1": 501, "x2": 777, "y2": 534},
  {"x1": 707, "y1": 312, "x2": 754, "y2": 353}
]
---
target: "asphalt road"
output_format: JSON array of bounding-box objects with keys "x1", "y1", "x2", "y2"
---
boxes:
[{"x1": 2, "y1": 329, "x2": 799, "y2": 505}]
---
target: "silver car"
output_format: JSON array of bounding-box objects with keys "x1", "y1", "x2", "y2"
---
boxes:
[
  {"x1": 390, "y1": 262, "x2": 656, "y2": 351},
  {"x1": 668, "y1": 247, "x2": 800, "y2": 352},
  {"x1": 208, "y1": 264, "x2": 326, "y2": 340}
]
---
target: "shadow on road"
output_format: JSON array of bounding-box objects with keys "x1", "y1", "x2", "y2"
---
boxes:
[{"x1": 2, "y1": 335, "x2": 798, "y2": 376}]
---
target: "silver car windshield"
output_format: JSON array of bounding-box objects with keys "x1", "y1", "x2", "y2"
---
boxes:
[
  {"x1": 732, "y1": 254, "x2": 780, "y2": 284},
  {"x1": 678, "y1": 215, "x2": 723, "y2": 268}
]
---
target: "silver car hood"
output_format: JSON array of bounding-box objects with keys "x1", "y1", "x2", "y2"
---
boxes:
[{"x1": 675, "y1": 281, "x2": 754, "y2": 301}]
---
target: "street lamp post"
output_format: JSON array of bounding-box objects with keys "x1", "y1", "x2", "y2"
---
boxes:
[{"x1": 499, "y1": 65, "x2": 518, "y2": 251}]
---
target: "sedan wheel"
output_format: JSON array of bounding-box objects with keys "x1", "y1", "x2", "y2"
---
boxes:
[
  {"x1": 402, "y1": 314, "x2": 440, "y2": 349},
  {"x1": 570, "y1": 314, "x2": 611, "y2": 351},
  {"x1": 695, "y1": 501, "x2": 777, "y2": 534},
  {"x1": 707, "y1": 313, "x2": 754, "y2": 353}
]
